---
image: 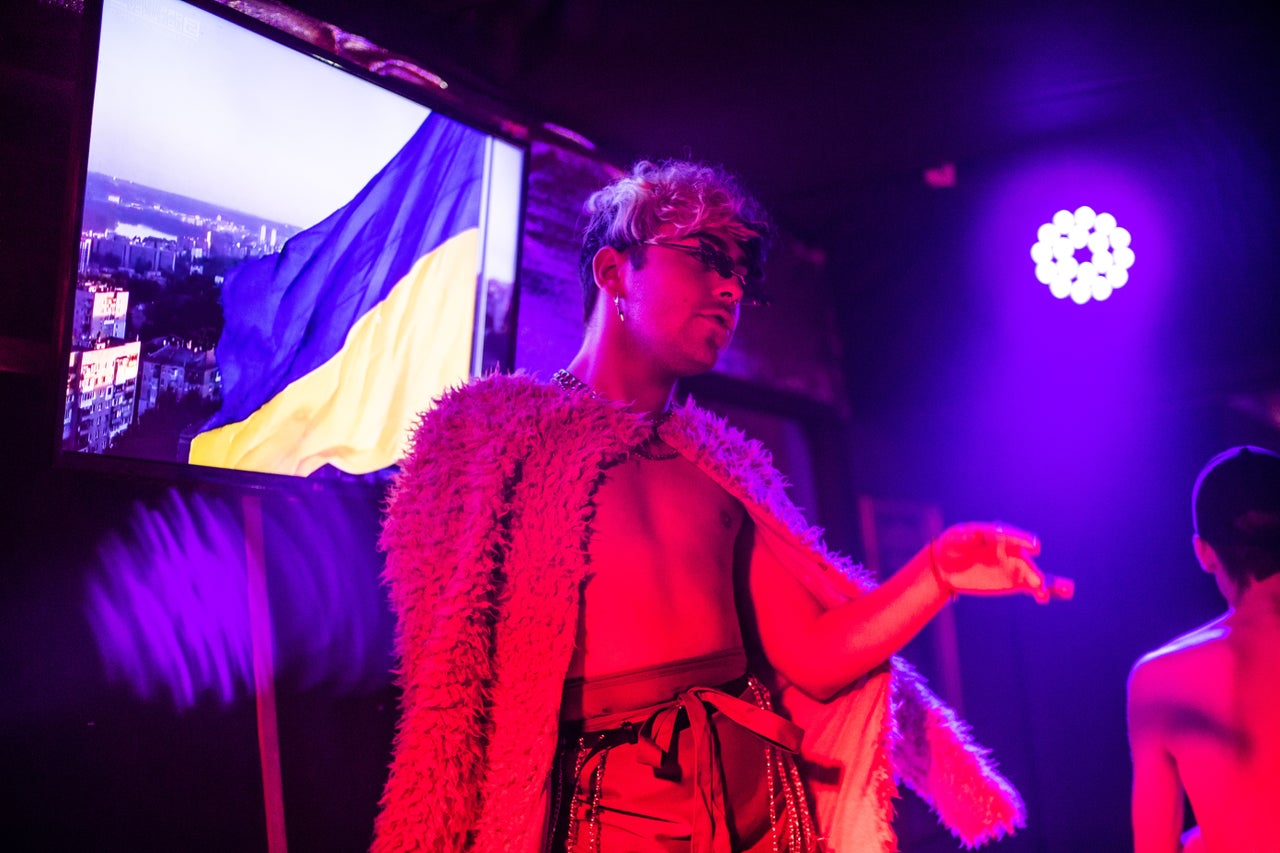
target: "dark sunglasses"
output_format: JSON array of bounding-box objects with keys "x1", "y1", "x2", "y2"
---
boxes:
[{"x1": 642, "y1": 238, "x2": 766, "y2": 305}]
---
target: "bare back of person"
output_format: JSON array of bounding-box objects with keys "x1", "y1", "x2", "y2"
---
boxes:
[
  {"x1": 1129, "y1": 581, "x2": 1280, "y2": 851},
  {"x1": 565, "y1": 448, "x2": 747, "y2": 682}
]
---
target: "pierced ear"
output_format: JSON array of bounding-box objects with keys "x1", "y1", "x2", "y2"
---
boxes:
[{"x1": 592, "y1": 245, "x2": 627, "y2": 300}]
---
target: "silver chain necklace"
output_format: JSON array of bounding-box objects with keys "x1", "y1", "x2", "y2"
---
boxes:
[{"x1": 551, "y1": 369, "x2": 679, "y2": 461}]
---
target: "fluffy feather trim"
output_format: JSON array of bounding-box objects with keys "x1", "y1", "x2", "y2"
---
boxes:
[{"x1": 374, "y1": 375, "x2": 1025, "y2": 851}]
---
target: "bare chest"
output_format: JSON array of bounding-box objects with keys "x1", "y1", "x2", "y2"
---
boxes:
[
  {"x1": 568, "y1": 453, "x2": 747, "y2": 678},
  {"x1": 589, "y1": 454, "x2": 744, "y2": 563}
]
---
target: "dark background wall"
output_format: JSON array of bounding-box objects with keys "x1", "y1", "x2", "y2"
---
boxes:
[
  {"x1": 3, "y1": 1, "x2": 1280, "y2": 851},
  {"x1": 829, "y1": 120, "x2": 1280, "y2": 847}
]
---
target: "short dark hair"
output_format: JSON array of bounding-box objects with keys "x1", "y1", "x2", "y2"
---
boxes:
[
  {"x1": 577, "y1": 159, "x2": 771, "y2": 321},
  {"x1": 1192, "y1": 445, "x2": 1280, "y2": 585}
]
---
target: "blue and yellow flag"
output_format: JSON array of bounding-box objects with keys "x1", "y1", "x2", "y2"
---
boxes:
[{"x1": 190, "y1": 113, "x2": 486, "y2": 477}]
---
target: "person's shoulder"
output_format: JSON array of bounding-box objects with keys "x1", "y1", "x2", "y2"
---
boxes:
[
  {"x1": 399, "y1": 372, "x2": 554, "y2": 458},
  {"x1": 421, "y1": 372, "x2": 562, "y2": 424},
  {"x1": 669, "y1": 396, "x2": 769, "y2": 467},
  {"x1": 435, "y1": 371, "x2": 550, "y2": 406},
  {"x1": 1128, "y1": 614, "x2": 1232, "y2": 692}
]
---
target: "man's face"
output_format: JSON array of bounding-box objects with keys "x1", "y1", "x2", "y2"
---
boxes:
[{"x1": 619, "y1": 225, "x2": 747, "y2": 377}]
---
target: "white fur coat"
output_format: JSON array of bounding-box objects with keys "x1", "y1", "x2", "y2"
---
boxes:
[{"x1": 373, "y1": 373, "x2": 1024, "y2": 852}]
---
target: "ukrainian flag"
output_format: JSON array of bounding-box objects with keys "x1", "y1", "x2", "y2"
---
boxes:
[{"x1": 190, "y1": 113, "x2": 486, "y2": 478}]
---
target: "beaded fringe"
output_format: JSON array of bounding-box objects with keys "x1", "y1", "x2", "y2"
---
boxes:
[
  {"x1": 749, "y1": 677, "x2": 819, "y2": 853},
  {"x1": 550, "y1": 675, "x2": 819, "y2": 852}
]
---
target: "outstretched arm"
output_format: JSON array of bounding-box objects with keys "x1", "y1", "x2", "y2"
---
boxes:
[{"x1": 745, "y1": 521, "x2": 1071, "y2": 700}]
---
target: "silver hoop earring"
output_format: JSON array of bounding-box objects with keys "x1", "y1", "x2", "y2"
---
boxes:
[{"x1": 614, "y1": 294, "x2": 625, "y2": 322}]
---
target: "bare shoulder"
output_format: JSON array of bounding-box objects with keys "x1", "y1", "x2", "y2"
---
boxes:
[{"x1": 1128, "y1": 614, "x2": 1231, "y2": 697}]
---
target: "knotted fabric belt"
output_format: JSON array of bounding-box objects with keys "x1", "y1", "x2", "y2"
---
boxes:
[{"x1": 563, "y1": 649, "x2": 804, "y2": 852}]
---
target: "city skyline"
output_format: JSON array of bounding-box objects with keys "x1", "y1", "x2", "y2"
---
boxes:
[{"x1": 82, "y1": 170, "x2": 303, "y2": 253}]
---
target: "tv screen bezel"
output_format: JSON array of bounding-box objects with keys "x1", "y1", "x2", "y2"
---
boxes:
[{"x1": 52, "y1": 0, "x2": 530, "y2": 495}]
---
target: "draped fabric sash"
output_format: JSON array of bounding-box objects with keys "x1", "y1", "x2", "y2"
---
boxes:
[{"x1": 561, "y1": 648, "x2": 804, "y2": 852}]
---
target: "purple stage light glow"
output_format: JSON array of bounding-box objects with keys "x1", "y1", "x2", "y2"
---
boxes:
[
  {"x1": 1031, "y1": 205, "x2": 1134, "y2": 304},
  {"x1": 86, "y1": 492, "x2": 254, "y2": 708},
  {"x1": 85, "y1": 488, "x2": 389, "y2": 711},
  {"x1": 966, "y1": 146, "x2": 1171, "y2": 493}
]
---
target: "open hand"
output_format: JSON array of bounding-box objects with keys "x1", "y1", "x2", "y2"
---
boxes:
[{"x1": 932, "y1": 522, "x2": 1074, "y2": 603}]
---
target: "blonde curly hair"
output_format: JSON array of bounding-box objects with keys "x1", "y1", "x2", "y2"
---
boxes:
[{"x1": 578, "y1": 159, "x2": 770, "y2": 320}]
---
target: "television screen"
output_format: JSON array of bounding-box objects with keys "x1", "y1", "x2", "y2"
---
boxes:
[{"x1": 58, "y1": 0, "x2": 526, "y2": 485}]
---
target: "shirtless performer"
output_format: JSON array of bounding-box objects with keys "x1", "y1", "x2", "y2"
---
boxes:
[
  {"x1": 372, "y1": 160, "x2": 1073, "y2": 852},
  {"x1": 1127, "y1": 445, "x2": 1280, "y2": 853}
]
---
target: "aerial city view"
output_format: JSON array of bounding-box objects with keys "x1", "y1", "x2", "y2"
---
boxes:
[{"x1": 64, "y1": 171, "x2": 301, "y2": 463}]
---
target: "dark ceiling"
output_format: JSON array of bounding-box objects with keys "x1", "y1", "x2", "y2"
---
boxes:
[{"x1": 276, "y1": 0, "x2": 1279, "y2": 243}]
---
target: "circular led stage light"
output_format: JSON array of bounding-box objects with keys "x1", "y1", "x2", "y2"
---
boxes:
[{"x1": 1031, "y1": 206, "x2": 1134, "y2": 304}]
